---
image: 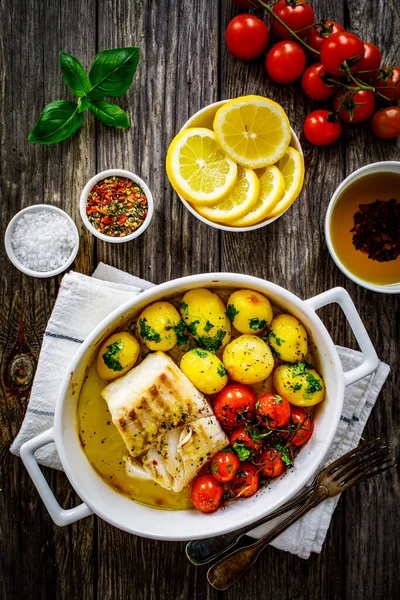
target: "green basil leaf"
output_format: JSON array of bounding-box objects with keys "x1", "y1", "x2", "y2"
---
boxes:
[
  {"x1": 88, "y1": 47, "x2": 139, "y2": 97},
  {"x1": 88, "y1": 100, "x2": 130, "y2": 128},
  {"x1": 28, "y1": 100, "x2": 84, "y2": 144},
  {"x1": 77, "y1": 96, "x2": 90, "y2": 113},
  {"x1": 60, "y1": 52, "x2": 91, "y2": 97}
]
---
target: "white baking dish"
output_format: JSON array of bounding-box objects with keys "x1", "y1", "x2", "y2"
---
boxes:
[{"x1": 20, "y1": 274, "x2": 378, "y2": 540}]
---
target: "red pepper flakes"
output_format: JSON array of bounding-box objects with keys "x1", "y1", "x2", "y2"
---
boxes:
[
  {"x1": 86, "y1": 176, "x2": 148, "y2": 237},
  {"x1": 351, "y1": 198, "x2": 400, "y2": 262}
]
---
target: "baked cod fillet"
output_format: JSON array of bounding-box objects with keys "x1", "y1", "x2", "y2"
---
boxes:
[
  {"x1": 142, "y1": 416, "x2": 229, "y2": 492},
  {"x1": 101, "y1": 352, "x2": 213, "y2": 457}
]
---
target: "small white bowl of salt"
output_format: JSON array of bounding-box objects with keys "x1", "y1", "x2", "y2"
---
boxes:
[{"x1": 4, "y1": 205, "x2": 79, "y2": 278}]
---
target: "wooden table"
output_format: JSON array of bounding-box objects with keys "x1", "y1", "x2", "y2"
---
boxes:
[{"x1": 1, "y1": 1, "x2": 399, "y2": 598}]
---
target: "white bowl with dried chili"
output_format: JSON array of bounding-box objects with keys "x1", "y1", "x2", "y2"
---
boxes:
[{"x1": 80, "y1": 169, "x2": 153, "y2": 243}]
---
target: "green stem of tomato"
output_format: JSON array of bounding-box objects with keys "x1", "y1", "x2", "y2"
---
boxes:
[
  {"x1": 343, "y1": 63, "x2": 375, "y2": 91},
  {"x1": 256, "y1": 0, "x2": 320, "y2": 57}
]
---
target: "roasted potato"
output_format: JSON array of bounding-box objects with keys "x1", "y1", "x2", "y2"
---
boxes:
[
  {"x1": 227, "y1": 289, "x2": 273, "y2": 334},
  {"x1": 268, "y1": 314, "x2": 308, "y2": 362},
  {"x1": 180, "y1": 288, "x2": 231, "y2": 352},
  {"x1": 137, "y1": 301, "x2": 181, "y2": 351},
  {"x1": 97, "y1": 332, "x2": 140, "y2": 380},
  {"x1": 273, "y1": 362, "x2": 325, "y2": 406},
  {"x1": 222, "y1": 334, "x2": 274, "y2": 385},
  {"x1": 180, "y1": 348, "x2": 228, "y2": 394}
]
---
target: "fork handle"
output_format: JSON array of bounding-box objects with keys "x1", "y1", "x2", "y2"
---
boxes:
[
  {"x1": 207, "y1": 487, "x2": 328, "y2": 591},
  {"x1": 186, "y1": 487, "x2": 314, "y2": 565}
]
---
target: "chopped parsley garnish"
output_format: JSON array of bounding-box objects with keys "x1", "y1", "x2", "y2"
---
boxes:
[
  {"x1": 187, "y1": 319, "x2": 200, "y2": 336},
  {"x1": 197, "y1": 329, "x2": 226, "y2": 353},
  {"x1": 217, "y1": 363, "x2": 228, "y2": 377},
  {"x1": 172, "y1": 319, "x2": 189, "y2": 347},
  {"x1": 290, "y1": 382, "x2": 303, "y2": 392},
  {"x1": 268, "y1": 331, "x2": 285, "y2": 346},
  {"x1": 275, "y1": 443, "x2": 292, "y2": 467},
  {"x1": 139, "y1": 318, "x2": 161, "y2": 343},
  {"x1": 232, "y1": 442, "x2": 252, "y2": 462},
  {"x1": 226, "y1": 304, "x2": 239, "y2": 322},
  {"x1": 204, "y1": 320, "x2": 214, "y2": 333},
  {"x1": 180, "y1": 301, "x2": 189, "y2": 316},
  {"x1": 102, "y1": 339, "x2": 123, "y2": 372},
  {"x1": 291, "y1": 361, "x2": 314, "y2": 376},
  {"x1": 249, "y1": 318, "x2": 267, "y2": 331},
  {"x1": 245, "y1": 427, "x2": 271, "y2": 441},
  {"x1": 194, "y1": 349, "x2": 208, "y2": 358},
  {"x1": 305, "y1": 372, "x2": 323, "y2": 396}
]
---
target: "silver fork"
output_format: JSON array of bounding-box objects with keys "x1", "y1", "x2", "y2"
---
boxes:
[{"x1": 205, "y1": 439, "x2": 395, "y2": 591}]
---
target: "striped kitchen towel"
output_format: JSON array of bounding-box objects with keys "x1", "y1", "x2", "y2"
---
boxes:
[{"x1": 10, "y1": 263, "x2": 390, "y2": 559}]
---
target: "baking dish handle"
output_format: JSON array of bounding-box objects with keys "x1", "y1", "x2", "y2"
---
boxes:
[
  {"x1": 305, "y1": 287, "x2": 379, "y2": 387},
  {"x1": 20, "y1": 427, "x2": 93, "y2": 526}
]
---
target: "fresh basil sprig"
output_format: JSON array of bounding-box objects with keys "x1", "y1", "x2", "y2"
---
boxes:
[{"x1": 28, "y1": 47, "x2": 139, "y2": 145}]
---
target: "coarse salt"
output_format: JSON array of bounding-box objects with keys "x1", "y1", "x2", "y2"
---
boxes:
[{"x1": 11, "y1": 209, "x2": 77, "y2": 272}]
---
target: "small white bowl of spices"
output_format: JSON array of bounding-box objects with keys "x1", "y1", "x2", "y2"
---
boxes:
[
  {"x1": 80, "y1": 169, "x2": 153, "y2": 243},
  {"x1": 4, "y1": 205, "x2": 79, "y2": 278}
]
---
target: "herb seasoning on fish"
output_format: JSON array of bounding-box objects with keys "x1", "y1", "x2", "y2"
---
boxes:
[{"x1": 86, "y1": 176, "x2": 148, "y2": 237}]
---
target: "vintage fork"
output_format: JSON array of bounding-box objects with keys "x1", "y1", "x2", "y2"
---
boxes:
[{"x1": 205, "y1": 439, "x2": 395, "y2": 591}]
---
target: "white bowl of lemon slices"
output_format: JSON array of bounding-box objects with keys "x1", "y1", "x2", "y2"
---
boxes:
[{"x1": 166, "y1": 96, "x2": 304, "y2": 232}]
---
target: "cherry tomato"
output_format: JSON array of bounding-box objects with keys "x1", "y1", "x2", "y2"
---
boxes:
[
  {"x1": 230, "y1": 425, "x2": 264, "y2": 456},
  {"x1": 271, "y1": 0, "x2": 315, "y2": 41},
  {"x1": 226, "y1": 14, "x2": 269, "y2": 60},
  {"x1": 288, "y1": 406, "x2": 314, "y2": 446},
  {"x1": 304, "y1": 109, "x2": 342, "y2": 145},
  {"x1": 231, "y1": 462, "x2": 259, "y2": 498},
  {"x1": 356, "y1": 42, "x2": 382, "y2": 81},
  {"x1": 266, "y1": 41, "x2": 306, "y2": 84},
  {"x1": 306, "y1": 20, "x2": 345, "y2": 54},
  {"x1": 211, "y1": 450, "x2": 240, "y2": 483},
  {"x1": 214, "y1": 383, "x2": 257, "y2": 428},
  {"x1": 256, "y1": 393, "x2": 291, "y2": 428},
  {"x1": 332, "y1": 85, "x2": 375, "y2": 124},
  {"x1": 371, "y1": 107, "x2": 400, "y2": 139},
  {"x1": 372, "y1": 67, "x2": 400, "y2": 102},
  {"x1": 320, "y1": 32, "x2": 364, "y2": 76},
  {"x1": 259, "y1": 447, "x2": 286, "y2": 478},
  {"x1": 301, "y1": 63, "x2": 338, "y2": 101},
  {"x1": 190, "y1": 474, "x2": 224, "y2": 513}
]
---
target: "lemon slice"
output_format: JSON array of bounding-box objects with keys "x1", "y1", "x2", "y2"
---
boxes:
[
  {"x1": 166, "y1": 127, "x2": 238, "y2": 205},
  {"x1": 195, "y1": 166, "x2": 260, "y2": 224},
  {"x1": 266, "y1": 147, "x2": 305, "y2": 219},
  {"x1": 230, "y1": 166, "x2": 285, "y2": 227},
  {"x1": 213, "y1": 95, "x2": 291, "y2": 169}
]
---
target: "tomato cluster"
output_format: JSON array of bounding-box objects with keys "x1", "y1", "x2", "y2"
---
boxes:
[
  {"x1": 227, "y1": 0, "x2": 400, "y2": 145},
  {"x1": 190, "y1": 384, "x2": 314, "y2": 513}
]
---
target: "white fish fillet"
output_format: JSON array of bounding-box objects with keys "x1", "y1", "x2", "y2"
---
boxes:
[
  {"x1": 142, "y1": 416, "x2": 229, "y2": 492},
  {"x1": 101, "y1": 352, "x2": 213, "y2": 457}
]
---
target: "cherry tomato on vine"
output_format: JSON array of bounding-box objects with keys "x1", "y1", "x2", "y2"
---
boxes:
[
  {"x1": 258, "y1": 447, "x2": 287, "y2": 478},
  {"x1": 266, "y1": 41, "x2": 306, "y2": 84},
  {"x1": 271, "y1": 0, "x2": 315, "y2": 41},
  {"x1": 303, "y1": 110, "x2": 342, "y2": 145},
  {"x1": 226, "y1": 14, "x2": 269, "y2": 60},
  {"x1": 371, "y1": 107, "x2": 400, "y2": 139},
  {"x1": 214, "y1": 383, "x2": 257, "y2": 428},
  {"x1": 355, "y1": 42, "x2": 382, "y2": 81},
  {"x1": 231, "y1": 462, "x2": 259, "y2": 497},
  {"x1": 230, "y1": 425, "x2": 264, "y2": 456},
  {"x1": 190, "y1": 474, "x2": 224, "y2": 513},
  {"x1": 301, "y1": 63, "x2": 338, "y2": 101},
  {"x1": 372, "y1": 66, "x2": 400, "y2": 102},
  {"x1": 332, "y1": 85, "x2": 375, "y2": 124},
  {"x1": 211, "y1": 450, "x2": 240, "y2": 483},
  {"x1": 287, "y1": 406, "x2": 314, "y2": 446},
  {"x1": 320, "y1": 32, "x2": 364, "y2": 76},
  {"x1": 256, "y1": 393, "x2": 291, "y2": 428},
  {"x1": 306, "y1": 20, "x2": 345, "y2": 54}
]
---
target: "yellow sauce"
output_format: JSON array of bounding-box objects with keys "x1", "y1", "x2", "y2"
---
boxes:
[{"x1": 330, "y1": 172, "x2": 400, "y2": 285}]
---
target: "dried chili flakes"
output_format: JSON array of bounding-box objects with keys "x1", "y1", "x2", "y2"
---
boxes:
[
  {"x1": 350, "y1": 198, "x2": 400, "y2": 262},
  {"x1": 86, "y1": 176, "x2": 148, "y2": 237}
]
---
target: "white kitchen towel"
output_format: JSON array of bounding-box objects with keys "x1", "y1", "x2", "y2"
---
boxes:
[{"x1": 10, "y1": 263, "x2": 390, "y2": 559}]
